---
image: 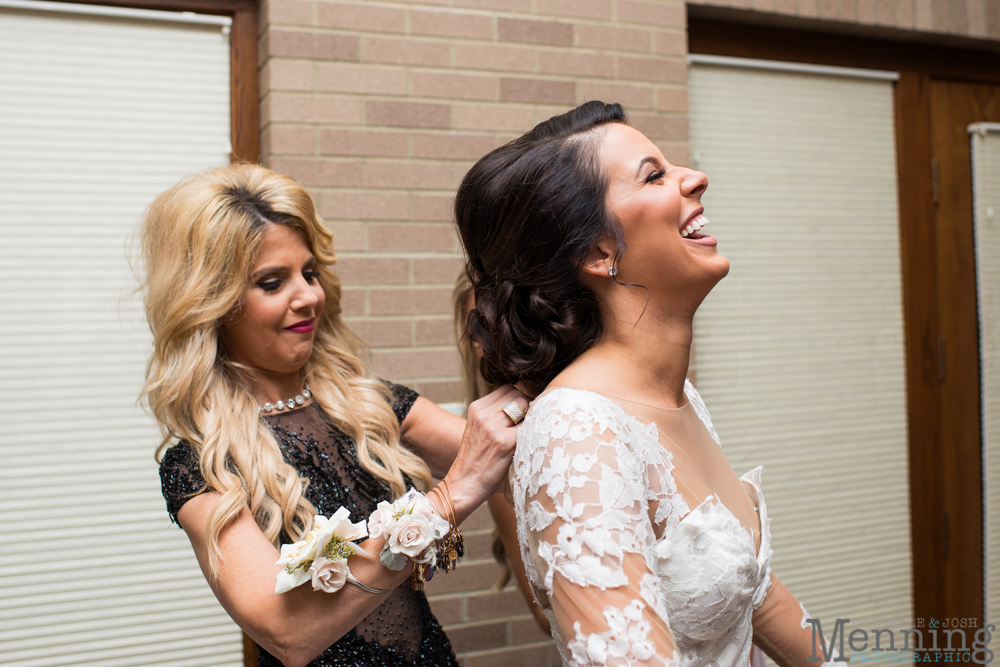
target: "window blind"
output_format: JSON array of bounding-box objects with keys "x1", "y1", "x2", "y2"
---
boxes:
[
  {"x1": 0, "y1": 5, "x2": 240, "y2": 665},
  {"x1": 688, "y1": 62, "x2": 912, "y2": 636},
  {"x1": 972, "y1": 124, "x2": 1000, "y2": 623}
]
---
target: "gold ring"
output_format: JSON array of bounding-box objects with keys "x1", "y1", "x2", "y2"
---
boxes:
[{"x1": 502, "y1": 401, "x2": 525, "y2": 425}]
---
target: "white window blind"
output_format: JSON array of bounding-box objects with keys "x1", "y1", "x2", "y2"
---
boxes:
[
  {"x1": 688, "y1": 62, "x2": 912, "y2": 632},
  {"x1": 972, "y1": 123, "x2": 1000, "y2": 623},
  {"x1": 0, "y1": 4, "x2": 240, "y2": 666}
]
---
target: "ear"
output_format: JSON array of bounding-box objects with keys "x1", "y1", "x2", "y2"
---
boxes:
[{"x1": 579, "y1": 236, "x2": 617, "y2": 278}]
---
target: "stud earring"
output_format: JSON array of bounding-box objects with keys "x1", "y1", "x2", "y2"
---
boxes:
[{"x1": 609, "y1": 266, "x2": 618, "y2": 277}]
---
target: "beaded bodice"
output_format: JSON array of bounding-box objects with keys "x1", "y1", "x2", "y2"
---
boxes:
[{"x1": 159, "y1": 383, "x2": 458, "y2": 667}]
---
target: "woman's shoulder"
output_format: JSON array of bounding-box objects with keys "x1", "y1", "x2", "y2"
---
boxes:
[
  {"x1": 525, "y1": 386, "x2": 640, "y2": 437},
  {"x1": 379, "y1": 380, "x2": 419, "y2": 425},
  {"x1": 159, "y1": 440, "x2": 207, "y2": 525}
]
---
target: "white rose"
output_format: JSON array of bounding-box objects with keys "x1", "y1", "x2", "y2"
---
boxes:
[
  {"x1": 394, "y1": 489, "x2": 424, "y2": 514},
  {"x1": 274, "y1": 534, "x2": 322, "y2": 587},
  {"x1": 367, "y1": 501, "x2": 397, "y2": 541},
  {"x1": 315, "y1": 506, "x2": 368, "y2": 547},
  {"x1": 309, "y1": 556, "x2": 349, "y2": 593},
  {"x1": 388, "y1": 513, "x2": 436, "y2": 558},
  {"x1": 274, "y1": 557, "x2": 312, "y2": 595},
  {"x1": 274, "y1": 508, "x2": 365, "y2": 594}
]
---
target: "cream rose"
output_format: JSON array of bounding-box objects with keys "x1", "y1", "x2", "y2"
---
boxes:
[
  {"x1": 309, "y1": 556, "x2": 349, "y2": 593},
  {"x1": 367, "y1": 501, "x2": 397, "y2": 541},
  {"x1": 387, "y1": 513, "x2": 437, "y2": 558}
]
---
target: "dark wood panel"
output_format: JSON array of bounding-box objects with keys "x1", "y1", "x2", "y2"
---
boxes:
[
  {"x1": 895, "y1": 72, "x2": 945, "y2": 624},
  {"x1": 230, "y1": 6, "x2": 259, "y2": 163},
  {"x1": 688, "y1": 17, "x2": 1000, "y2": 84},
  {"x1": 930, "y1": 80, "x2": 1000, "y2": 623},
  {"x1": 56, "y1": 0, "x2": 255, "y2": 14}
]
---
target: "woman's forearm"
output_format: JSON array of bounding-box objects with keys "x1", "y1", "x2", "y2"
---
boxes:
[{"x1": 178, "y1": 493, "x2": 412, "y2": 667}]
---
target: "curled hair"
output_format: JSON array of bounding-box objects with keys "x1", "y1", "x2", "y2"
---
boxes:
[
  {"x1": 455, "y1": 101, "x2": 628, "y2": 395},
  {"x1": 139, "y1": 164, "x2": 431, "y2": 576}
]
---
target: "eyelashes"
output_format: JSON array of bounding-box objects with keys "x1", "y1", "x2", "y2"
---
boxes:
[
  {"x1": 645, "y1": 169, "x2": 666, "y2": 184},
  {"x1": 255, "y1": 270, "x2": 320, "y2": 293}
]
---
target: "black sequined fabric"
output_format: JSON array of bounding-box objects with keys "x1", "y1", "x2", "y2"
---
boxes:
[{"x1": 159, "y1": 383, "x2": 459, "y2": 667}]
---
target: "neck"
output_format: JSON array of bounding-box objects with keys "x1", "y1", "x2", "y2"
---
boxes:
[
  {"x1": 556, "y1": 290, "x2": 697, "y2": 409},
  {"x1": 245, "y1": 369, "x2": 308, "y2": 407}
]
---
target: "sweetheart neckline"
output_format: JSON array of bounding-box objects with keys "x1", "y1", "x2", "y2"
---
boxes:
[
  {"x1": 671, "y1": 472, "x2": 767, "y2": 563},
  {"x1": 534, "y1": 387, "x2": 769, "y2": 564}
]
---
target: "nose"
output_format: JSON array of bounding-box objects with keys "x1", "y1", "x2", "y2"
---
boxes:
[
  {"x1": 290, "y1": 276, "x2": 320, "y2": 312},
  {"x1": 680, "y1": 167, "x2": 708, "y2": 199}
]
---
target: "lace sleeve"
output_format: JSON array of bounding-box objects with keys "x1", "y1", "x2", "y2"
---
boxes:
[
  {"x1": 513, "y1": 390, "x2": 679, "y2": 667},
  {"x1": 158, "y1": 441, "x2": 208, "y2": 526}
]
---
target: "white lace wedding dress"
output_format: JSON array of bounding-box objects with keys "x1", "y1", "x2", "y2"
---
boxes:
[{"x1": 511, "y1": 380, "x2": 840, "y2": 667}]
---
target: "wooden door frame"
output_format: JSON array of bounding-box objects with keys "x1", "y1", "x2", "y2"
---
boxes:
[
  {"x1": 56, "y1": 0, "x2": 259, "y2": 164},
  {"x1": 48, "y1": 0, "x2": 259, "y2": 661},
  {"x1": 687, "y1": 12, "x2": 1000, "y2": 627}
]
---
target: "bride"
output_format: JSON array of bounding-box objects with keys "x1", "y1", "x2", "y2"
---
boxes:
[{"x1": 454, "y1": 101, "x2": 844, "y2": 667}]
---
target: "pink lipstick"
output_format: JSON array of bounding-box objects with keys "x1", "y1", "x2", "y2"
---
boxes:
[{"x1": 285, "y1": 319, "x2": 314, "y2": 333}]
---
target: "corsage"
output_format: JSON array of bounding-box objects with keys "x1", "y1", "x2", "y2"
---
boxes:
[
  {"x1": 274, "y1": 487, "x2": 464, "y2": 595},
  {"x1": 367, "y1": 488, "x2": 451, "y2": 582},
  {"x1": 274, "y1": 506, "x2": 374, "y2": 595}
]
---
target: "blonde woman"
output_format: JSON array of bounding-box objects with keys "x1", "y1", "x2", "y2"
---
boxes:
[{"x1": 143, "y1": 164, "x2": 527, "y2": 667}]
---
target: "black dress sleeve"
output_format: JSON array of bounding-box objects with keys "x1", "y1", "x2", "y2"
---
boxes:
[
  {"x1": 383, "y1": 381, "x2": 419, "y2": 424},
  {"x1": 159, "y1": 441, "x2": 208, "y2": 526}
]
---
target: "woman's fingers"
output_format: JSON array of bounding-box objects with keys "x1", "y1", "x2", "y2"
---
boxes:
[
  {"x1": 470, "y1": 384, "x2": 529, "y2": 429},
  {"x1": 448, "y1": 384, "x2": 529, "y2": 508}
]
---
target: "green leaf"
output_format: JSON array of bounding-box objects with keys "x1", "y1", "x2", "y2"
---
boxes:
[{"x1": 380, "y1": 548, "x2": 408, "y2": 571}]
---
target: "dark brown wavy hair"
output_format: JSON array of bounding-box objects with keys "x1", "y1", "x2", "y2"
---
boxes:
[{"x1": 454, "y1": 101, "x2": 629, "y2": 395}]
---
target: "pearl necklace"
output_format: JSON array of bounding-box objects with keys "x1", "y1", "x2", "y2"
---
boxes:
[{"x1": 258, "y1": 384, "x2": 312, "y2": 415}]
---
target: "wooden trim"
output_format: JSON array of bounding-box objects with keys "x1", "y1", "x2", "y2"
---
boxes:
[
  {"x1": 54, "y1": 0, "x2": 259, "y2": 163},
  {"x1": 688, "y1": 14, "x2": 1000, "y2": 627},
  {"x1": 688, "y1": 16, "x2": 1000, "y2": 85},
  {"x1": 230, "y1": 5, "x2": 259, "y2": 162},
  {"x1": 894, "y1": 71, "x2": 946, "y2": 624}
]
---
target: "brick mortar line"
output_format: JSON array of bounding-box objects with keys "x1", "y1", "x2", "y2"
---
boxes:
[
  {"x1": 441, "y1": 614, "x2": 538, "y2": 630},
  {"x1": 266, "y1": 11, "x2": 685, "y2": 30},
  {"x1": 264, "y1": 27, "x2": 682, "y2": 44},
  {"x1": 456, "y1": 640, "x2": 556, "y2": 657}
]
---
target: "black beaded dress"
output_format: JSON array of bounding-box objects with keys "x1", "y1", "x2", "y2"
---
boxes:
[{"x1": 159, "y1": 383, "x2": 459, "y2": 667}]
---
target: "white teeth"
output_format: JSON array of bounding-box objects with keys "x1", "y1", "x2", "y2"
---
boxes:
[
  {"x1": 692, "y1": 220, "x2": 702, "y2": 231},
  {"x1": 681, "y1": 229, "x2": 689, "y2": 237},
  {"x1": 685, "y1": 225, "x2": 694, "y2": 234},
  {"x1": 700, "y1": 215, "x2": 709, "y2": 226}
]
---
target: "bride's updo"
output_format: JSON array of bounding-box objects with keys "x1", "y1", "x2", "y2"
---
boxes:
[{"x1": 455, "y1": 101, "x2": 628, "y2": 394}]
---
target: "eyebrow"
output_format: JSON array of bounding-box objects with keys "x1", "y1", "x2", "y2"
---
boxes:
[
  {"x1": 635, "y1": 156, "x2": 662, "y2": 179},
  {"x1": 252, "y1": 256, "x2": 316, "y2": 280}
]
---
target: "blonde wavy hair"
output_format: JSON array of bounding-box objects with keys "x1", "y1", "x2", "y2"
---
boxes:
[{"x1": 140, "y1": 163, "x2": 432, "y2": 577}]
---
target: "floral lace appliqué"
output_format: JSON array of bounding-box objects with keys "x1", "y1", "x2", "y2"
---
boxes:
[{"x1": 568, "y1": 600, "x2": 676, "y2": 667}]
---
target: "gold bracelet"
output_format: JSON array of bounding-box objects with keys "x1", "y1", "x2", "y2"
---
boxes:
[{"x1": 436, "y1": 479, "x2": 464, "y2": 574}]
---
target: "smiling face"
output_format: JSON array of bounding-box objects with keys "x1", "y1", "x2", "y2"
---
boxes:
[
  {"x1": 599, "y1": 123, "x2": 729, "y2": 309},
  {"x1": 219, "y1": 223, "x2": 326, "y2": 380}
]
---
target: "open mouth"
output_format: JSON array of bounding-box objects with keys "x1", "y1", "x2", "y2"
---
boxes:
[{"x1": 680, "y1": 213, "x2": 709, "y2": 239}]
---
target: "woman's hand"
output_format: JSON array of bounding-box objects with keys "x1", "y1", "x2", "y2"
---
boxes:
[{"x1": 440, "y1": 385, "x2": 528, "y2": 525}]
